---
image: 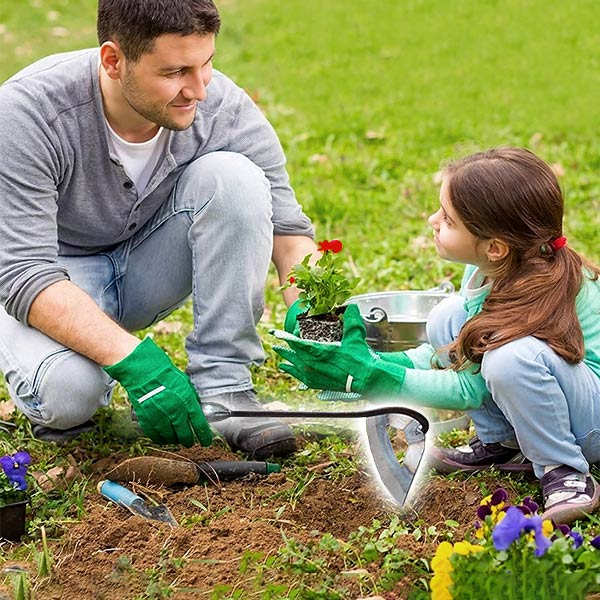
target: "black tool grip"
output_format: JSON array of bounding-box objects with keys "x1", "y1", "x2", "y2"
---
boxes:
[{"x1": 195, "y1": 460, "x2": 280, "y2": 481}]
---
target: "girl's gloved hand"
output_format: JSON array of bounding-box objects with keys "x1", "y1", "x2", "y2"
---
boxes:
[
  {"x1": 104, "y1": 337, "x2": 213, "y2": 448},
  {"x1": 376, "y1": 350, "x2": 414, "y2": 368},
  {"x1": 272, "y1": 304, "x2": 407, "y2": 396}
]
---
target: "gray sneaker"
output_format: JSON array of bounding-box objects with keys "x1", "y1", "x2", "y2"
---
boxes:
[
  {"x1": 205, "y1": 389, "x2": 297, "y2": 459},
  {"x1": 541, "y1": 466, "x2": 600, "y2": 525},
  {"x1": 31, "y1": 420, "x2": 97, "y2": 443}
]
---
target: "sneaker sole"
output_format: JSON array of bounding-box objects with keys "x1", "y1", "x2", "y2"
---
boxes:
[
  {"x1": 31, "y1": 420, "x2": 97, "y2": 443},
  {"x1": 426, "y1": 449, "x2": 534, "y2": 474},
  {"x1": 542, "y1": 483, "x2": 600, "y2": 525}
]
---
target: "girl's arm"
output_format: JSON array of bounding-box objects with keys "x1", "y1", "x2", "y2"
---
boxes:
[
  {"x1": 380, "y1": 343, "x2": 439, "y2": 369},
  {"x1": 400, "y1": 363, "x2": 489, "y2": 411},
  {"x1": 378, "y1": 344, "x2": 488, "y2": 410}
]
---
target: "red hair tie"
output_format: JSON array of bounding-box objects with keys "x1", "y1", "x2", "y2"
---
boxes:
[{"x1": 549, "y1": 236, "x2": 567, "y2": 251}]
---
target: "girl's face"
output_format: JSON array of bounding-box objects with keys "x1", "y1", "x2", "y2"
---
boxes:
[{"x1": 428, "y1": 178, "x2": 492, "y2": 271}]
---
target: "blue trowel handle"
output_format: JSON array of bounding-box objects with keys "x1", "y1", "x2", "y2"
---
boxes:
[{"x1": 98, "y1": 480, "x2": 142, "y2": 508}]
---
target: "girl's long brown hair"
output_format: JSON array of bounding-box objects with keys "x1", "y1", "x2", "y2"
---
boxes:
[{"x1": 444, "y1": 147, "x2": 600, "y2": 367}]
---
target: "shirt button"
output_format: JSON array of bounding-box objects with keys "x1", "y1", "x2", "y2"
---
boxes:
[
  {"x1": 123, "y1": 181, "x2": 133, "y2": 189},
  {"x1": 128, "y1": 223, "x2": 137, "y2": 231}
]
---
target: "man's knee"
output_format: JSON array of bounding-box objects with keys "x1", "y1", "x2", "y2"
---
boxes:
[
  {"x1": 179, "y1": 151, "x2": 272, "y2": 224},
  {"x1": 10, "y1": 352, "x2": 113, "y2": 429}
]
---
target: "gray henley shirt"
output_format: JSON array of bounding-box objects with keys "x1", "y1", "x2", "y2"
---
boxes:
[{"x1": 0, "y1": 49, "x2": 314, "y2": 324}]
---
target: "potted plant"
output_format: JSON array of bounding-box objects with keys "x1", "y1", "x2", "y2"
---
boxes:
[
  {"x1": 282, "y1": 239, "x2": 360, "y2": 342},
  {"x1": 0, "y1": 450, "x2": 32, "y2": 541}
]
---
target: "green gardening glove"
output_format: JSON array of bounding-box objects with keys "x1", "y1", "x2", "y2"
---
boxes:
[
  {"x1": 272, "y1": 304, "x2": 407, "y2": 396},
  {"x1": 376, "y1": 351, "x2": 414, "y2": 368},
  {"x1": 284, "y1": 298, "x2": 309, "y2": 335},
  {"x1": 104, "y1": 337, "x2": 213, "y2": 448}
]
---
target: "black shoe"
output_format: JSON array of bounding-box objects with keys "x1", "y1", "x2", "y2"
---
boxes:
[
  {"x1": 427, "y1": 435, "x2": 532, "y2": 473},
  {"x1": 541, "y1": 466, "x2": 600, "y2": 525},
  {"x1": 31, "y1": 420, "x2": 97, "y2": 443},
  {"x1": 206, "y1": 390, "x2": 297, "y2": 459}
]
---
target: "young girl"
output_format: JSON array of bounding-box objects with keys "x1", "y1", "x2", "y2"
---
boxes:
[{"x1": 274, "y1": 147, "x2": 600, "y2": 525}]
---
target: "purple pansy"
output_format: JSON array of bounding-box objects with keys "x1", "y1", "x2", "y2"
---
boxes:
[
  {"x1": 492, "y1": 506, "x2": 551, "y2": 557},
  {"x1": 477, "y1": 505, "x2": 492, "y2": 520},
  {"x1": 569, "y1": 531, "x2": 584, "y2": 549},
  {"x1": 0, "y1": 451, "x2": 32, "y2": 492},
  {"x1": 477, "y1": 488, "x2": 508, "y2": 520},
  {"x1": 520, "y1": 496, "x2": 539, "y2": 515},
  {"x1": 491, "y1": 488, "x2": 508, "y2": 505},
  {"x1": 591, "y1": 536, "x2": 600, "y2": 550}
]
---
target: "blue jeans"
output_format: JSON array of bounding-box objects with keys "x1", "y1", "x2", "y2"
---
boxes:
[
  {"x1": 426, "y1": 295, "x2": 600, "y2": 477},
  {"x1": 0, "y1": 152, "x2": 273, "y2": 429}
]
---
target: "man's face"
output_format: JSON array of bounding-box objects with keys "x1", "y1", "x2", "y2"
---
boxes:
[{"x1": 120, "y1": 33, "x2": 215, "y2": 131}]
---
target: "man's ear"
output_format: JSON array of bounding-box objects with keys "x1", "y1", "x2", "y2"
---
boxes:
[
  {"x1": 100, "y1": 42, "x2": 124, "y2": 80},
  {"x1": 485, "y1": 239, "x2": 510, "y2": 263}
]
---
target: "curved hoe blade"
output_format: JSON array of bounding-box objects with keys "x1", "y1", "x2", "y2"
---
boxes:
[{"x1": 364, "y1": 412, "x2": 427, "y2": 507}]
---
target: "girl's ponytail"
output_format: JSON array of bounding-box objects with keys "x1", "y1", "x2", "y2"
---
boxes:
[{"x1": 443, "y1": 147, "x2": 600, "y2": 368}]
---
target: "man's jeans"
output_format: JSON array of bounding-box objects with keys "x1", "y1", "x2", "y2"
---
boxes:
[
  {"x1": 0, "y1": 152, "x2": 273, "y2": 430},
  {"x1": 426, "y1": 295, "x2": 600, "y2": 478}
]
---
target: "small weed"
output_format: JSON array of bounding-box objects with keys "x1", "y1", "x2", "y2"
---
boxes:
[
  {"x1": 137, "y1": 548, "x2": 187, "y2": 600},
  {"x1": 35, "y1": 526, "x2": 51, "y2": 578},
  {"x1": 11, "y1": 571, "x2": 31, "y2": 600}
]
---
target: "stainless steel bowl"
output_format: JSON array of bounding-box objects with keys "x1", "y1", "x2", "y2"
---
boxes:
[{"x1": 348, "y1": 283, "x2": 454, "y2": 351}]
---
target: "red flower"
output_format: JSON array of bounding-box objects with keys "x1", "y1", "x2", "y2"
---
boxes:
[
  {"x1": 288, "y1": 276, "x2": 296, "y2": 284},
  {"x1": 317, "y1": 239, "x2": 343, "y2": 254}
]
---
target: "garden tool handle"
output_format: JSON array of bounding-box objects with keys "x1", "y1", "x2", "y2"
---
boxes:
[
  {"x1": 196, "y1": 460, "x2": 280, "y2": 479},
  {"x1": 201, "y1": 401, "x2": 429, "y2": 434},
  {"x1": 98, "y1": 480, "x2": 141, "y2": 507},
  {"x1": 98, "y1": 480, "x2": 142, "y2": 508}
]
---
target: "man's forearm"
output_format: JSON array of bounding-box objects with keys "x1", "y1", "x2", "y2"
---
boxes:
[
  {"x1": 28, "y1": 280, "x2": 140, "y2": 366},
  {"x1": 272, "y1": 234, "x2": 318, "y2": 306}
]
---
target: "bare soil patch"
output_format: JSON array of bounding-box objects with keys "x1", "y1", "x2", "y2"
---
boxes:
[{"x1": 1, "y1": 436, "x2": 523, "y2": 599}]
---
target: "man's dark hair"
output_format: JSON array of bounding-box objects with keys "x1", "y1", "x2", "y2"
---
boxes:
[{"x1": 97, "y1": 0, "x2": 221, "y2": 62}]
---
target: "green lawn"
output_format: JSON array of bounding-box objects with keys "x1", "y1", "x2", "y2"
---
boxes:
[
  {"x1": 1, "y1": 1, "x2": 599, "y2": 597},
  {"x1": 2, "y1": 1, "x2": 598, "y2": 295}
]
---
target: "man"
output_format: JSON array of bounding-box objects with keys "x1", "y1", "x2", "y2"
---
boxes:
[{"x1": 0, "y1": 0, "x2": 316, "y2": 458}]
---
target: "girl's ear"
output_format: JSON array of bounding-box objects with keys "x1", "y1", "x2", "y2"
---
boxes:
[{"x1": 485, "y1": 239, "x2": 510, "y2": 263}]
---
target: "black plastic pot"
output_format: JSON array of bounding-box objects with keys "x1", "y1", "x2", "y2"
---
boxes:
[
  {"x1": 297, "y1": 307, "x2": 346, "y2": 342},
  {"x1": 297, "y1": 314, "x2": 342, "y2": 342},
  {"x1": 0, "y1": 499, "x2": 27, "y2": 541}
]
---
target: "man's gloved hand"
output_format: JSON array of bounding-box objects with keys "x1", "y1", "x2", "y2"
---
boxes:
[
  {"x1": 272, "y1": 304, "x2": 407, "y2": 396},
  {"x1": 104, "y1": 337, "x2": 213, "y2": 448},
  {"x1": 284, "y1": 298, "x2": 309, "y2": 335}
]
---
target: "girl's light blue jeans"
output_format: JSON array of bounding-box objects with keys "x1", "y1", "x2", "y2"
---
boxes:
[
  {"x1": 426, "y1": 295, "x2": 600, "y2": 478},
  {"x1": 0, "y1": 152, "x2": 273, "y2": 430}
]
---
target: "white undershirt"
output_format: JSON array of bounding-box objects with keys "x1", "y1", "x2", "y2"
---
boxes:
[{"x1": 105, "y1": 121, "x2": 169, "y2": 193}]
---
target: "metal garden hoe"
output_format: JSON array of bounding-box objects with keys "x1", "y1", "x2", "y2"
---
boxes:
[{"x1": 203, "y1": 401, "x2": 429, "y2": 507}]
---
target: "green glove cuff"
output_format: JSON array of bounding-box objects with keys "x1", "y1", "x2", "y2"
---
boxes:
[
  {"x1": 375, "y1": 351, "x2": 414, "y2": 369},
  {"x1": 358, "y1": 359, "x2": 407, "y2": 396},
  {"x1": 104, "y1": 337, "x2": 172, "y2": 384},
  {"x1": 284, "y1": 298, "x2": 309, "y2": 334}
]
